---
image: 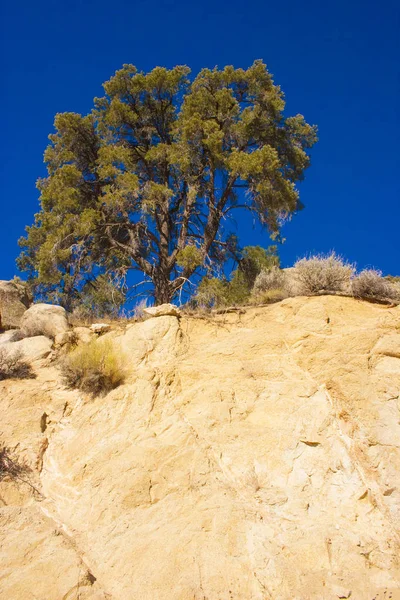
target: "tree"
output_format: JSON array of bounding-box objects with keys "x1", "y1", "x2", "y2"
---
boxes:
[
  {"x1": 18, "y1": 61, "x2": 317, "y2": 306},
  {"x1": 196, "y1": 244, "x2": 279, "y2": 307}
]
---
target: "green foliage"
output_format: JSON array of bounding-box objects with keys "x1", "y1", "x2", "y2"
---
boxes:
[
  {"x1": 239, "y1": 245, "x2": 280, "y2": 288},
  {"x1": 176, "y1": 246, "x2": 203, "y2": 271},
  {"x1": 196, "y1": 277, "x2": 229, "y2": 308},
  {"x1": 196, "y1": 244, "x2": 280, "y2": 307},
  {"x1": 61, "y1": 338, "x2": 127, "y2": 396},
  {"x1": 226, "y1": 270, "x2": 251, "y2": 305},
  {"x1": 19, "y1": 61, "x2": 317, "y2": 305},
  {"x1": 73, "y1": 275, "x2": 126, "y2": 320}
]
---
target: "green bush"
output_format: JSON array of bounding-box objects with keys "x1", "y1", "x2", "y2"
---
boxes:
[
  {"x1": 61, "y1": 338, "x2": 127, "y2": 395},
  {"x1": 176, "y1": 246, "x2": 203, "y2": 271},
  {"x1": 195, "y1": 277, "x2": 229, "y2": 308},
  {"x1": 238, "y1": 245, "x2": 280, "y2": 288},
  {"x1": 293, "y1": 252, "x2": 355, "y2": 294},
  {"x1": 195, "y1": 246, "x2": 280, "y2": 308}
]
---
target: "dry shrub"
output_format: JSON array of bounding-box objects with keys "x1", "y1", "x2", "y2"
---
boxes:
[
  {"x1": 250, "y1": 267, "x2": 289, "y2": 305},
  {"x1": 250, "y1": 288, "x2": 288, "y2": 305},
  {"x1": 0, "y1": 445, "x2": 30, "y2": 482},
  {"x1": 293, "y1": 252, "x2": 355, "y2": 294},
  {"x1": 132, "y1": 298, "x2": 148, "y2": 320},
  {"x1": 252, "y1": 267, "x2": 288, "y2": 294},
  {"x1": 351, "y1": 270, "x2": 400, "y2": 302},
  {"x1": 0, "y1": 348, "x2": 35, "y2": 381},
  {"x1": 61, "y1": 338, "x2": 127, "y2": 395}
]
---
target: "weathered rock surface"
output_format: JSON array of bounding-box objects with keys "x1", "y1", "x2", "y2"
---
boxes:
[
  {"x1": 1, "y1": 296, "x2": 400, "y2": 599},
  {"x1": 74, "y1": 326, "x2": 95, "y2": 344},
  {"x1": 143, "y1": 302, "x2": 181, "y2": 318},
  {"x1": 9, "y1": 335, "x2": 53, "y2": 361},
  {"x1": 0, "y1": 280, "x2": 31, "y2": 330},
  {"x1": 90, "y1": 323, "x2": 111, "y2": 334},
  {"x1": 0, "y1": 330, "x2": 22, "y2": 345},
  {"x1": 0, "y1": 335, "x2": 52, "y2": 362},
  {"x1": 20, "y1": 303, "x2": 69, "y2": 340}
]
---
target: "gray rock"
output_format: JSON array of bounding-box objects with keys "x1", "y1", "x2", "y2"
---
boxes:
[
  {"x1": 21, "y1": 303, "x2": 69, "y2": 340},
  {"x1": 2, "y1": 336, "x2": 53, "y2": 361},
  {"x1": 0, "y1": 330, "x2": 23, "y2": 345},
  {"x1": 0, "y1": 280, "x2": 31, "y2": 330}
]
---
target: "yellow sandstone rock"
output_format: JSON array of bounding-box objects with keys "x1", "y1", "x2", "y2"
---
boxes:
[{"x1": 1, "y1": 296, "x2": 399, "y2": 599}]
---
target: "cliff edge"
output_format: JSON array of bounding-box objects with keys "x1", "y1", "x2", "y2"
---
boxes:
[{"x1": 1, "y1": 295, "x2": 400, "y2": 599}]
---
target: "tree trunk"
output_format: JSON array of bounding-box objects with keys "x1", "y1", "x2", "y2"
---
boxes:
[{"x1": 153, "y1": 269, "x2": 173, "y2": 305}]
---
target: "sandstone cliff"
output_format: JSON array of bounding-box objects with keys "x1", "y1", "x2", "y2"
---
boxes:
[{"x1": 1, "y1": 296, "x2": 400, "y2": 599}]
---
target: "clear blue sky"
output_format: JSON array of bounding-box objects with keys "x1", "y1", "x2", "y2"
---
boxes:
[{"x1": 1, "y1": 0, "x2": 399, "y2": 281}]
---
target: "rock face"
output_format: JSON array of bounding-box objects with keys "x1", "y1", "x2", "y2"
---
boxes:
[
  {"x1": 20, "y1": 303, "x2": 69, "y2": 340},
  {"x1": 0, "y1": 279, "x2": 31, "y2": 330},
  {"x1": 1, "y1": 296, "x2": 400, "y2": 599}
]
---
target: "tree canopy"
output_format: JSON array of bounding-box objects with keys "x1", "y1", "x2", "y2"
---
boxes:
[{"x1": 18, "y1": 60, "x2": 317, "y2": 307}]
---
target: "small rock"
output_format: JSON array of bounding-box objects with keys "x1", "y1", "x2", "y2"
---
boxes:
[
  {"x1": 90, "y1": 323, "x2": 111, "y2": 334},
  {"x1": 143, "y1": 304, "x2": 181, "y2": 318}
]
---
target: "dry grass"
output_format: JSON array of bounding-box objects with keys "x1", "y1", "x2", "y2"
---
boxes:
[
  {"x1": 0, "y1": 348, "x2": 35, "y2": 381},
  {"x1": 250, "y1": 288, "x2": 288, "y2": 305},
  {"x1": 351, "y1": 270, "x2": 400, "y2": 303},
  {"x1": 61, "y1": 338, "x2": 127, "y2": 396},
  {"x1": 293, "y1": 252, "x2": 355, "y2": 294},
  {"x1": 131, "y1": 298, "x2": 148, "y2": 321}
]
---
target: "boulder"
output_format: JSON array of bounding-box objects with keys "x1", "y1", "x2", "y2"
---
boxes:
[
  {"x1": 15, "y1": 336, "x2": 53, "y2": 361},
  {"x1": 0, "y1": 330, "x2": 23, "y2": 345},
  {"x1": 0, "y1": 280, "x2": 31, "y2": 330},
  {"x1": 54, "y1": 331, "x2": 77, "y2": 348},
  {"x1": 1, "y1": 336, "x2": 53, "y2": 362},
  {"x1": 143, "y1": 303, "x2": 181, "y2": 318},
  {"x1": 20, "y1": 304, "x2": 69, "y2": 340},
  {"x1": 74, "y1": 326, "x2": 94, "y2": 344}
]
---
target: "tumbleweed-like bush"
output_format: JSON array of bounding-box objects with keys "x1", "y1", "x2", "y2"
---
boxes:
[
  {"x1": 252, "y1": 267, "x2": 288, "y2": 295},
  {"x1": 293, "y1": 252, "x2": 355, "y2": 294},
  {"x1": 351, "y1": 270, "x2": 400, "y2": 303}
]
